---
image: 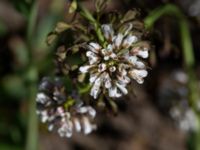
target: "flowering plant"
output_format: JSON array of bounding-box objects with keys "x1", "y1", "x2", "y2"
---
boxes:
[{"x1": 36, "y1": 0, "x2": 151, "y2": 138}]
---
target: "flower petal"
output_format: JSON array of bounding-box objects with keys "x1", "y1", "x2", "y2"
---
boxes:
[
  {"x1": 123, "y1": 35, "x2": 138, "y2": 48},
  {"x1": 82, "y1": 117, "x2": 93, "y2": 134},
  {"x1": 36, "y1": 93, "x2": 50, "y2": 104},
  {"x1": 104, "y1": 73, "x2": 112, "y2": 89},
  {"x1": 137, "y1": 50, "x2": 149, "y2": 58},
  {"x1": 89, "y1": 73, "x2": 99, "y2": 83},
  {"x1": 98, "y1": 63, "x2": 107, "y2": 72},
  {"x1": 131, "y1": 47, "x2": 149, "y2": 58},
  {"x1": 79, "y1": 65, "x2": 93, "y2": 73},
  {"x1": 113, "y1": 33, "x2": 124, "y2": 49},
  {"x1": 101, "y1": 24, "x2": 114, "y2": 40},
  {"x1": 108, "y1": 86, "x2": 122, "y2": 98},
  {"x1": 88, "y1": 42, "x2": 101, "y2": 53},
  {"x1": 129, "y1": 69, "x2": 148, "y2": 84},
  {"x1": 124, "y1": 23, "x2": 133, "y2": 36},
  {"x1": 116, "y1": 82, "x2": 128, "y2": 95},
  {"x1": 86, "y1": 51, "x2": 99, "y2": 64},
  {"x1": 117, "y1": 75, "x2": 130, "y2": 84},
  {"x1": 73, "y1": 118, "x2": 81, "y2": 132},
  {"x1": 90, "y1": 77, "x2": 102, "y2": 99}
]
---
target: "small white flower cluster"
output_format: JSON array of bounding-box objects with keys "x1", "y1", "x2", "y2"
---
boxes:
[
  {"x1": 36, "y1": 77, "x2": 67, "y2": 107},
  {"x1": 158, "y1": 70, "x2": 200, "y2": 132},
  {"x1": 170, "y1": 107, "x2": 197, "y2": 132},
  {"x1": 36, "y1": 77, "x2": 96, "y2": 138},
  {"x1": 80, "y1": 24, "x2": 149, "y2": 99},
  {"x1": 37, "y1": 105, "x2": 96, "y2": 137}
]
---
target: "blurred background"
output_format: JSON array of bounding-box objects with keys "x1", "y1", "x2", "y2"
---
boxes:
[{"x1": 0, "y1": 0, "x2": 200, "y2": 150}]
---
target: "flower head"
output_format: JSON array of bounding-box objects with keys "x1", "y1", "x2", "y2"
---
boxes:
[
  {"x1": 79, "y1": 24, "x2": 150, "y2": 99},
  {"x1": 36, "y1": 77, "x2": 96, "y2": 138}
]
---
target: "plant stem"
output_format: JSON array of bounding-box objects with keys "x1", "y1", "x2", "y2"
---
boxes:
[
  {"x1": 25, "y1": 72, "x2": 38, "y2": 150},
  {"x1": 145, "y1": 4, "x2": 200, "y2": 150},
  {"x1": 27, "y1": 1, "x2": 38, "y2": 44},
  {"x1": 25, "y1": 1, "x2": 39, "y2": 150},
  {"x1": 78, "y1": 3, "x2": 105, "y2": 44}
]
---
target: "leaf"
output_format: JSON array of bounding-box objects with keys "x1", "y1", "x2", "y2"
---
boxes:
[
  {"x1": 46, "y1": 32, "x2": 58, "y2": 45},
  {"x1": 120, "y1": 10, "x2": 139, "y2": 23},
  {"x1": 55, "y1": 22, "x2": 72, "y2": 33},
  {"x1": 1, "y1": 75, "x2": 27, "y2": 99},
  {"x1": 69, "y1": 0, "x2": 77, "y2": 14},
  {"x1": 95, "y1": 0, "x2": 108, "y2": 12},
  {"x1": 78, "y1": 84, "x2": 92, "y2": 94},
  {"x1": 9, "y1": 36, "x2": 29, "y2": 69},
  {"x1": 46, "y1": 22, "x2": 72, "y2": 45}
]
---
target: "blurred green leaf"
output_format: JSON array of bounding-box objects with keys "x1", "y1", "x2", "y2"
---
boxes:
[
  {"x1": 27, "y1": 1, "x2": 38, "y2": 42},
  {"x1": 46, "y1": 22, "x2": 72, "y2": 46},
  {"x1": 50, "y1": 0, "x2": 66, "y2": 14},
  {"x1": 9, "y1": 37, "x2": 29, "y2": 70},
  {"x1": 120, "y1": 10, "x2": 138, "y2": 23},
  {"x1": 95, "y1": 0, "x2": 109, "y2": 13},
  {"x1": 1, "y1": 75, "x2": 27, "y2": 99},
  {"x1": 55, "y1": 22, "x2": 72, "y2": 33},
  {"x1": 12, "y1": 0, "x2": 30, "y2": 18},
  {"x1": 9, "y1": 126, "x2": 22, "y2": 144},
  {"x1": 35, "y1": 16, "x2": 58, "y2": 49}
]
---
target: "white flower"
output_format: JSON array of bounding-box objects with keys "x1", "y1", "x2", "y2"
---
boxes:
[
  {"x1": 79, "y1": 65, "x2": 93, "y2": 73},
  {"x1": 58, "y1": 113, "x2": 73, "y2": 137},
  {"x1": 90, "y1": 76, "x2": 103, "y2": 99},
  {"x1": 122, "y1": 35, "x2": 138, "y2": 48},
  {"x1": 73, "y1": 118, "x2": 81, "y2": 132},
  {"x1": 129, "y1": 69, "x2": 148, "y2": 84},
  {"x1": 108, "y1": 86, "x2": 122, "y2": 98},
  {"x1": 101, "y1": 24, "x2": 114, "y2": 40},
  {"x1": 88, "y1": 42, "x2": 101, "y2": 53},
  {"x1": 40, "y1": 110, "x2": 49, "y2": 123},
  {"x1": 36, "y1": 93, "x2": 50, "y2": 104},
  {"x1": 36, "y1": 78, "x2": 97, "y2": 138},
  {"x1": 113, "y1": 33, "x2": 123, "y2": 49},
  {"x1": 79, "y1": 24, "x2": 150, "y2": 99}
]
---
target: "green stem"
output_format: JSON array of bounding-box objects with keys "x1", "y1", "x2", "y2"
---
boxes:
[
  {"x1": 145, "y1": 4, "x2": 200, "y2": 150},
  {"x1": 79, "y1": 84, "x2": 92, "y2": 94},
  {"x1": 78, "y1": 3, "x2": 105, "y2": 44},
  {"x1": 25, "y1": 77, "x2": 38, "y2": 150},
  {"x1": 27, "y1": 1, "x2": 38, "y2": 43},
  {"x1": 25, "y1": 1, "x2": 39, "y2": 150}
]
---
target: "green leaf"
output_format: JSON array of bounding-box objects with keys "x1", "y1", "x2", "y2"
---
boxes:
[
  {"x1": 9, "y1": 37, "x2": 29, "y2": 70},
  {"x1": 55, "y1": 22, "x2": 72, "y2": 33},
  {"x1": 95, "y1": 0, "x2": 108, "y2": 12},
  {"x1": 120, "y1": 10, "x2": 139, "y2": 23},
  {"x1": 1, "y1": 75, "x2": 27, "y2": 99},
  {"x1": 46, "y1": 22, "x2": 72, "y2": 45}
]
